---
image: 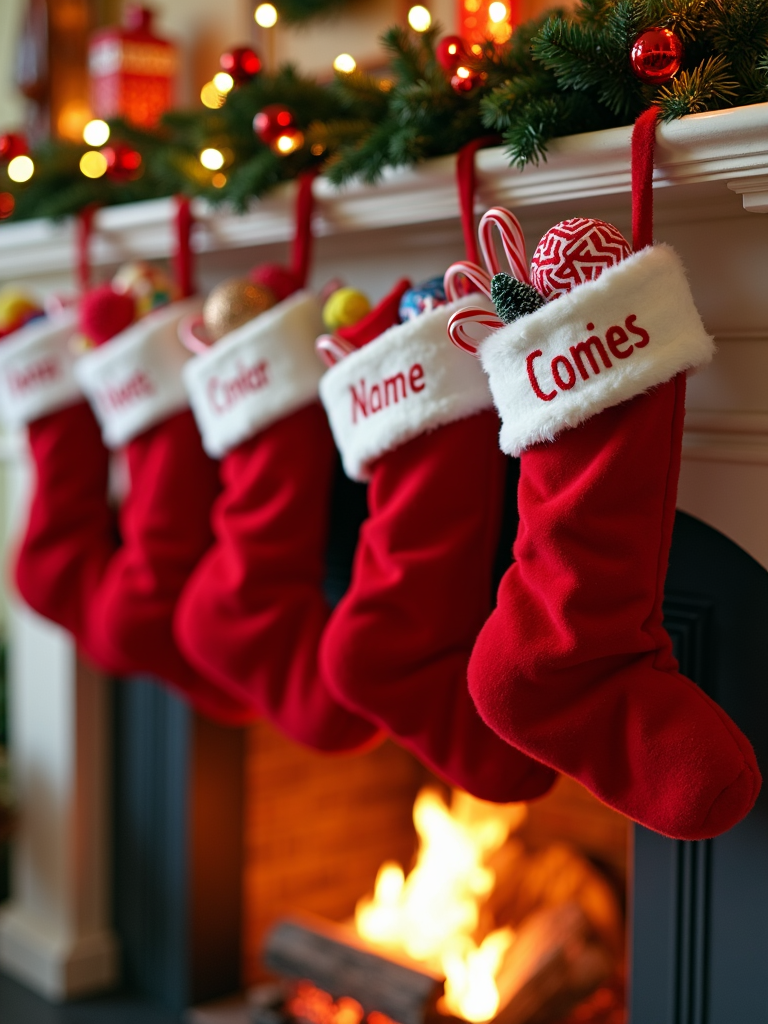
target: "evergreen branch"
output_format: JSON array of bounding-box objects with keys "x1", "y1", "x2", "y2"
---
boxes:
[
  {"x1": 503, "y1": 92, "x2": 615, "y2": 167},
  {"x1": 274, "y1": 0, "x2": 353, "y2": 23},
  {"x1": 657, "y1": 54, "x2": 740, "y2": 118},
  {"x1": 480, "y1": 73, "x2": 557, "y2": 130}
]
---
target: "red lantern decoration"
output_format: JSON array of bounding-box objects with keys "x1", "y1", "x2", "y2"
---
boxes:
[
  {"x1": 102, "y1": 143, "x2": 143, "y2": 181},
  {"x1": 436, "y1": 35, "x2": 467, "y2": 73},
  {"x1": 0, "y1": 134, "x2": 29, "y2": 164},
  {"x1": 253, "y1": 105, "x2": 295, "y2": 145},
  {"x1": 457, "y1": 0, "x2": 517, "y2": 48},
  {"x1": 220, "y1": 46, "x2": 261, "y2": 84},
  {"x1": 630, "y1": 27, "x2": 684, "y2": 83},
  {"x1": 89, "y1": 5, "x2": 177, "y2": 128}
]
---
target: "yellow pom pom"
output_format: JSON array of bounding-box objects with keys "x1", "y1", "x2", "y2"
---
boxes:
[
  {"x1": 0, "y1": 287, "x2": 41, "y2": 332},
  {"x1": 322, "y1": 287, "x2": 371, "y2": 331}
]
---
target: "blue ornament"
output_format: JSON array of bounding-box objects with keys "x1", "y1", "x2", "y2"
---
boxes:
[{"x1": 399, "y1": 276, "x2": 448, "y2": 322}]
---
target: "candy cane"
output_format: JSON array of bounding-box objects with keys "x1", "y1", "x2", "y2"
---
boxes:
[
  {"x1": 479, "y1": 207, "x2": 530, "y2": 284},
  {"x1": 443, "y1": 261, "x2": 493, "y2": 303},
  {"x1": 447, "y1": 306, "x2": 504, "y2": 357},
  {"x1": 315, "y1": 333, "x2": 357, "y2": 368},
  {"x1": 178, "y1": 312, "x2": 212, "y2": 355}
]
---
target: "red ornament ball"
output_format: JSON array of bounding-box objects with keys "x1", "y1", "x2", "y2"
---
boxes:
[
  {"x1": 220, "y1": 46, "x2": 261, "y2": 84},
  {"x1": 102, "y1": 143, "x2": 143, "y2": 181},
  {"x1": 630, "y1": 27, "x2": 683, "y2": 83},
  {"x1": 0, "y1": 133, "x2": 28, "y2": 164},
  {"x1": 451, "y1": 67, "x2": 479, "y2": 94},
  {"x1": 0, "y1": 193, "x2": 14, "y2": 220},
  {"x1": 253, "y1": 104, "x2": 295, "y2": 144},
  {"x1": 530, "y1": 218, "x2": 631, "y2": 301},
  {"x1": 436, "y1": 35, "x2": 467, "y2": 73}
]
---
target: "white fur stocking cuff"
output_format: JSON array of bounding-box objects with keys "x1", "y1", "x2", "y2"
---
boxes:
[
  {"x1": 183, "y1": 291, "x2": 325, "y2": 458},
  {"x1": 0, "y1": 311, "x2": 81, "y2": 427},
  {"x1": 320, "y1": 297, "x2": 494, "y2": 482},
  {"x1": 75, "y1": 299, "x2": 199, "y2": 449},
  {"x1": 479, "y1": 245, "x2": 714, "y2": 456}
]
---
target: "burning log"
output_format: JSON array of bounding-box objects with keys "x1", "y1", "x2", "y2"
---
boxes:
[
  {"x1": 491, "y1": 903, "x2": 612, "y2": 1024},
  {"x1": 263, "y1": 917, "x2": 441, "y2": 1024}
]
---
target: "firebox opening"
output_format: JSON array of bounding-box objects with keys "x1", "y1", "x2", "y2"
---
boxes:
[{"x1": 246, "y1": 725, "x2": 629, "y2": 1024}]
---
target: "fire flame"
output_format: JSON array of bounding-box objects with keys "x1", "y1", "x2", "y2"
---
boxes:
[{"x1": 355, "y1": 788, "x2": 527, "y2": 1023}]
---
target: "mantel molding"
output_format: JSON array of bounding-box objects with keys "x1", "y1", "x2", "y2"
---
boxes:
[{"x1": 1, "y1": 103, "x2": 768, "y2": 281}]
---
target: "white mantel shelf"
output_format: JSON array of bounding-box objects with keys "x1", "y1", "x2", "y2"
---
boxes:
[{"x1": 2, "y1": 102, "x2": 768, "y2": 280}]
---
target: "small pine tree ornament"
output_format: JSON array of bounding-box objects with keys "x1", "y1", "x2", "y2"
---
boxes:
[
  {"x1": 630, "y1": 28, "x2": 684, "y2": 83},
  {"x1": 490, "y1": 273, "x2": 545, "y2": 324}
]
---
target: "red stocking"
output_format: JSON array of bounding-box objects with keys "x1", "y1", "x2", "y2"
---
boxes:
[
  {"x1": 317, "y1": 284, "x2": 557, "y2": 801},
  {"x1": 456, "y1": 104, "x2": 761, "y2": 836},
  {"x1": 176, "y1": 287, "x2": 379, "y2": 751},
  {"x1": 5, "y1": 302, "x2": 253, "y2": 725},
  {"x1": 469, "y1": 371, "x2": 760, "y2": 839}
]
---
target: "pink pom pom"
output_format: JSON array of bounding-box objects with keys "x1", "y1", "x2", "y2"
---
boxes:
[
  {"x1": 249, "y1": 264, "x2": 301, "y2": 304},
  {"x1": 80, "y1": 285, "x2": 136, "y2": 347},
  {"x1": 530, "y1": 218, "x2": 631, "y2": 301}
]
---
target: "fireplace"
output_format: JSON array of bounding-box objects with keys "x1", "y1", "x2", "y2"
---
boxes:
[{"x1": 224, "y1": 505, "x2": 767, "y2": 1024}]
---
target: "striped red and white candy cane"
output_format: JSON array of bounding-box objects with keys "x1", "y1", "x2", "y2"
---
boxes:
[
  {"x1": 177, "y1": 312, "x2": 212, "y2": 355},
  {"x1": 447, "y1": 305, "x2": 504, "y2": 357},
  {"x1": 478, "y1": 207, "x2": 529, "y2": 284},
  {"x1": 443, "y1": 260, "x2": 492, "y2": 303},
  {"x1": 315, "y1": 333, "x2": 358, "y2": 368}
]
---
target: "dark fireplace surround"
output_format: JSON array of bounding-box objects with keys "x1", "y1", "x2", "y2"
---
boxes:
[{"x1": 110, "y1": 456, "x2": 768, "y2": 1024}]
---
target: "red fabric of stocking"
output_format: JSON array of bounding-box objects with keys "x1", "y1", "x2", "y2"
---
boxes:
[
  {"x1": 174, "y1": 401, "x2": 380, "y2": 752},
  {"x1": 320, "y1": 408, "x2": 557, "y2": 800},
  {"x1": 15, "y1": 399, "x2": 253, "y2": 724},
  {"x1": 468, "y1": 375, "x2": 760, "y2": 838}
]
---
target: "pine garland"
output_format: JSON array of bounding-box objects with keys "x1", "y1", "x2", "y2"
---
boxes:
[
  {"x1": 276, "y1": 0, "x2": 353, "y2": 23},
  {"x1": 3, "y1": 0, "x2": 768, "y2": 224}
]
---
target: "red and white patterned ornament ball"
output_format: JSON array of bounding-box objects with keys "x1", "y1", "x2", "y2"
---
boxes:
[{"x1": 530, "y1": 218, "x2": 632, "y2": 301}]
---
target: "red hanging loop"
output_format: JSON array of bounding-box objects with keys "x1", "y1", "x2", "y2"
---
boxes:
[
  {"x1": 290, "y1": 169, "x2": 318, "y2": 289},
  {"x1": 174, "y1": 195, "x2": 195, "y2": 298},
  {"x1": 455, "y1": 136, "x2": 498, "y2": 265},
  {"x1": 76, "y1": 204, "x2": 99, "y2": 293},
  {"x1": 631, "y1": 105, "x2": 661, "y2": 253}
]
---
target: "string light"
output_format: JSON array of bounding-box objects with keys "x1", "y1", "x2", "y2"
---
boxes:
[
  {"x1": 488, "y1": 2, "x2": 507, "y2": 22},
  {"x1": 333, "y1": 53, "x2": 356, "y2": 73},
  {"x1": 408, "y1": 6, "x2": 431, "y2": 31},
  {"x1": 455, "y1": 66, "x2": 471, "y2": 79},
  {"x1": 274, "y1": 129, "x2": 304, "y2": 154},
  {"x1": 200, "y1": 147, "x2": 225, "y2": 170},
  {"x1": 79, "y1": 151, "x2": 108, "y2": 179},
  {"x1": 255, "y1": 3, "x2": 278, "y2": 27},
  {"x1": 83, "y1": 119, "x2": 110, "y2": 147},
  {"x1": 212, "y1": 72, "x2": 235, "y2": 93},
  {"x1": 200, "y1": 82, "x2": 225, "y2": 109},
  {"x1": 7, "y1": 156, "x2": 34, "y2": 183},
  {"x1": 211, "y1": 172, "x2": 227, "y2": 188}
]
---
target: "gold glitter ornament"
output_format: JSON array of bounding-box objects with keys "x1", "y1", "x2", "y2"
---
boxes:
[{"x1": 203, "y1": 278, "x2": 276, "y2": 341}]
